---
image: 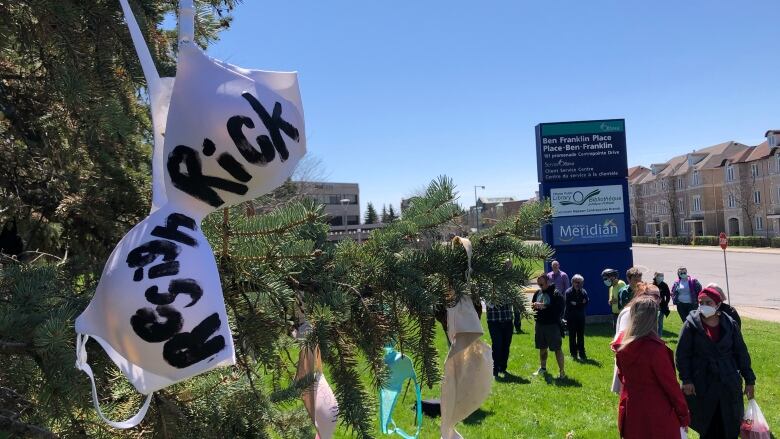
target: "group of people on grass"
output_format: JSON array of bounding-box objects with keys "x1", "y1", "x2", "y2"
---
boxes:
[{"x1": 486, "y1": 261, "x2": 758, "y2": 439}]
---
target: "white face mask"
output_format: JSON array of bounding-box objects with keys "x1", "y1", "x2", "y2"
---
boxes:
[
  {"x1": 656, "y1": 276, "x2": 664, "y2": 283},
  {"x1": 75, "y1": 0, "x2": 306, "y2": 429},
  {"x1": 699, "y1": 305, "x2": 717, "y2": 318},
  {"x1": 603, "y1": 279, "x2": 612, "y2": 287}
]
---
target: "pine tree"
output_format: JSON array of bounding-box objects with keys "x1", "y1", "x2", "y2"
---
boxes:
[
  {"x1": 364, "y1": 202, "x2": 378, "y2": 224},
  {"x1": 387, "y1": 204, "x2": 398, "y2": 222},
  {"x1": 0, "y1": 0, "x2": 238, "y2": 272},
  {"x1": 380, "y1": 205, "x2": 389, "y2": 223},
  {"x1": 0, "y1": 176, "x2": 552, "y2": 438}
]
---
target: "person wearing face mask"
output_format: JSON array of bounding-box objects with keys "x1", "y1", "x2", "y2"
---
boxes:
[
  {"x1": 612, "y1": 296, "x2": 690, "y2": 439},
  {"x1": 653, "y1": 272, "x2": 671, "y2": 336},
  {"x1": 671, "y1": 267, "x2": 702, "y2": 322},
  {"x1": 602, "y1": 268, "x2": 626, "y2": 328},
  {"x1": 705, "y1": 283, "x2": 741, "y2": 330},
  {"x1": 676, "y1": 288, "x2": 756, "y2": 439},
  {"x1": 611, "y1": 283, "x2": 662, "y2": 394}
]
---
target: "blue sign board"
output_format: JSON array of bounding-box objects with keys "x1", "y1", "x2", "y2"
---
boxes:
[
  {"x1": 552, "y1": 213, "x2": 627, "y2": 246},
  {"x1": 536, "y1": 119, "x2": 628, "y2": 182},
  {"x1": 535, "y1": 119, "x2": 633, "y2": 317}
]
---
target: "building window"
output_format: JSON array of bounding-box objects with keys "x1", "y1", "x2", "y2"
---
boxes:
[
  {"x1": 676, "y1": 178, "x2": 683, "y2": 189},
  {"x1": 756, "y1": 216, "x2": 764, "y2": 231},
  {"x1": 645, "y1": 224, "x2": 653, "y2": 234},
  {"x1": 678, "y1": 198, "x2": 684, "y2": 212},
  {"x1": 726, "y1": 165, "x2": 734, "y2": 181},
  {"x1": 776, "y1": 155, "x2": 780, "y2": 174},
  {"x1": 692, "y1": 171, "x2": 700, "y2": 186},
  {"x1": 680, "y1": 219, "x2": 686, "y2": 232},
  {"x1": 754, "y1": 190, "x2": 761, "y2": 205},
  {"x1": 692, "y1": 196, "x2": 702, "y2": 212},
  {"x1": 751, "y1": 163, "x2": 759, "y2": 178},
  {"x1": 728, "y1": 193, "x2": 736, "y2": 208}
]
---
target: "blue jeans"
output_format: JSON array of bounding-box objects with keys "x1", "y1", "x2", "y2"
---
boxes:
[{"x1": 658, "y1": 312, "x2": 665, "y2": 336}]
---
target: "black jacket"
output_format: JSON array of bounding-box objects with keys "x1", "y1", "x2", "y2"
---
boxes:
[
  {"x1": 720, "y1": 303, "x2": 742, "y2": 329},
  {"x1": 676, "y1": 310, "x2": 755, "y2": 437},
  {"x1": 563, "y1": 287, "x2": 588, "y2": 320},
  {"x1": 532, "y1": 286, "x2": 563, "y2": 325},
  {"x1": 654, "y1": 281, "x2": 671, "y2": 316}
]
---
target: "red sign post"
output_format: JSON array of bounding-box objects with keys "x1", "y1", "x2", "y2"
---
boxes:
[{"x1": 719, "y1": 232, "x2": 731, "y2": 303}]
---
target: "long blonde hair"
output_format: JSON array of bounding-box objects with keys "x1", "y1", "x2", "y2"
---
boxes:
[{"x1": 618, "y1": 295, "x2": 659, "y2": 351}]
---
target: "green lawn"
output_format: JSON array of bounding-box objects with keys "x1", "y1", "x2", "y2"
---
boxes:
[{"x1": 333, "y1": 313, "x2": 780, "y2": 438}]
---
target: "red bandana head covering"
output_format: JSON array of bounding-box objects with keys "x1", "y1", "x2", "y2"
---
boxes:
[{"x1": 698, "y1": 287, "x2": 723, "y2": 305}]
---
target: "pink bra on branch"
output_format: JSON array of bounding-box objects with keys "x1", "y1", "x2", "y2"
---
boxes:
[{"x1": 74, "y1": 0, "x2": 306, "y2": 428}]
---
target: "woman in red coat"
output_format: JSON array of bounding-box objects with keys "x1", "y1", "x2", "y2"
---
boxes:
[{"x1": 613, "y1": 294, "x2": 690, "y2": 438}]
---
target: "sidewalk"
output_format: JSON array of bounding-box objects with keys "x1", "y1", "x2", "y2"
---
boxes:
[{"x1": 633, "y1": 243, "x2": 780, "y2": 255}]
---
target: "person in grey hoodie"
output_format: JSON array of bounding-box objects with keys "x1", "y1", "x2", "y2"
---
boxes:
[{"x1": 676, "y1": 287, "x2": 756, "y2": 439}]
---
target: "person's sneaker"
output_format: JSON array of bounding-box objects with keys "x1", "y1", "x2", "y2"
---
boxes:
[
  {"x1": 558, "y1": 371, "x2": 567, "y2": 379},
  {"x1": 533, "y1": 367, "x2": 547, "y2": 376}
]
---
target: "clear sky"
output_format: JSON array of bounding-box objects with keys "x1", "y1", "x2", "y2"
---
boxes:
[{"x1": 206, "y1": 0, "x2": 780, "y2": 216}]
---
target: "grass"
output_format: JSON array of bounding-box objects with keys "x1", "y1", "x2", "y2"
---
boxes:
[{"x1": 332, "y1": 313, "x2": 780, "y2": 439}]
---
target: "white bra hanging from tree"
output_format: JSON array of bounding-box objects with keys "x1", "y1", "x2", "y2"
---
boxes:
[{"x1": 74, "y1": 0, "x2": 306, "y2": 428}]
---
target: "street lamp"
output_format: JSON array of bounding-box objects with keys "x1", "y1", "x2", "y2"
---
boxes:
[
  {"x1": 340, "y1": 198, "x2": 350, "y2": 235},
  {"x1": 474, "y1": 185, "x2": 485, "y2": 232}
]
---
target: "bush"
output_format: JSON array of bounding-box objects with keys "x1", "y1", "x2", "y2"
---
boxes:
[
  {"x1": 728, "y1": 236, "x2": 769, "y2": 247},
  {"x1": 630, "y1": 235, "x2": 776, "y2": 247}
]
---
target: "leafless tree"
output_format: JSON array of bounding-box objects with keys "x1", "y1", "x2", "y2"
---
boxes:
[{"x1": 726, "y1": 168, "x2": 759, "y2": 235}]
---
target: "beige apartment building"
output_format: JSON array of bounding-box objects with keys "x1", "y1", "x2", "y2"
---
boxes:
[
  {"x1": 629, "y1": 131, "x2": 780, "y2": 238},
  {"x1": 720, "y1": 131, "x2": 780, "y2": 237},
  {"x1": 629, "y1": 141, "x2": 758, "y2": 238}
]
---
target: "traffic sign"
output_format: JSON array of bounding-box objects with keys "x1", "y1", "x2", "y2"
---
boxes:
[{"x1": 719, "y1": 232, "x2": 728, "y2": 250}]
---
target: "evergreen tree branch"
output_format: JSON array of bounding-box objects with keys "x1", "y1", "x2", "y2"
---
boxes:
[
  {"x1": 0, "y1": 414, "x2": 59, "y2": 438},
  {"x1": 0, "y1": 340, "x2": 31, "y2": 355}
]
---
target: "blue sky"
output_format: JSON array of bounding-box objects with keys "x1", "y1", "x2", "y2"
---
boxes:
[{"x1": 205, "y1": 0, "x2": 780, "y2": 215}]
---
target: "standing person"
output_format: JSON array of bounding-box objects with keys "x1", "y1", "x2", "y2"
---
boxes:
[
  {"x1": 706, "y1": 283, "x2": 741, "y2": 329},
  {"x1": 512, "y1": 298, "x2": 524, "y2": 334},
  {"x1": 603, "y1": 268, "x2": 626, "y2": 327},
  {"x1": 676, "y1": 288, "x2": 756, "y2": 439},
  {"x1": 672, "y1": 267, "x2": 702, "y2": 322},
  {"x1": 618, "y1": 267, "x2": 643, "y2": 313},
  {"x1": 612, "y1": 296, "x2": 690, "y2": 439},
  {"x1": 564, "y1": 274, "x2": 589, "y2": 360},
  {"x1": 547, "y1": 260, "x2": 571, "y2": 295},
  {"x1": 611, "y1": 283, "x2": 662, "y2": 394},
  {"x1": 653, "y1": 272, "x2": 671, "y2": 336},
  {"x1": 531, "y1": 275, "x2": 565, "y2": 378},
  {"x1": 486, "y1": 300, "x2": 514, "y2": 379}
]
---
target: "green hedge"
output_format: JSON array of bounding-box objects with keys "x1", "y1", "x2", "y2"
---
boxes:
[{"x1": 633, "y1": 235, "x2": 780, "y2": 248}]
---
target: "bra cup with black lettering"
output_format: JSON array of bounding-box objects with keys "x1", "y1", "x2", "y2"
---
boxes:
[
  {"x1": 75, "y1": 205, "x2": 232, "y2": 393},
  {"x1": 161, "y1": 43, "x2": 305, "y2": 217}
]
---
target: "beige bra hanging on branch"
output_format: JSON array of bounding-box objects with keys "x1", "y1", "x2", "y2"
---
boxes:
[
  {"x1": 74, "y1": 0, "x2": 306, "y2": 428},
  {"x1": 440, "y1": 237, "x2": 493, "y2": 439}
]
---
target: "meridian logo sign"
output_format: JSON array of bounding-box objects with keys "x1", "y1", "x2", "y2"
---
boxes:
[
  {"x1": 551, "y1": 185, "x2": 624, "y2": 217},
  {"x1": 552, "y1": 214, "x2": 626, "y2": 246}
]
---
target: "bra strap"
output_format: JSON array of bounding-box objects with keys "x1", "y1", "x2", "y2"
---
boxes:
[
  {"x1": 75, "y1": 334, "x2": 153, "y2": 429},
  {"x1": 117, "y1": 0, "x2": 160, "y2": 92},
  {"x1": 178, "y1": 0, "x2": 195, "y2": 45}
]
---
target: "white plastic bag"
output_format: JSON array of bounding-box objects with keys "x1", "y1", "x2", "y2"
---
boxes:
[
  {"x1": 741, "y1": 399, "x2": 771, "y2": 439},
  {"x1": 680, "y1": 427, "x2": 687, "y2": 439}
]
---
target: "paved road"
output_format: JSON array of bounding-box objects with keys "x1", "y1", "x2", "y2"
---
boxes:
[{"x1": 633, "y1": 246, "x2": 780, "y2": 309}]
